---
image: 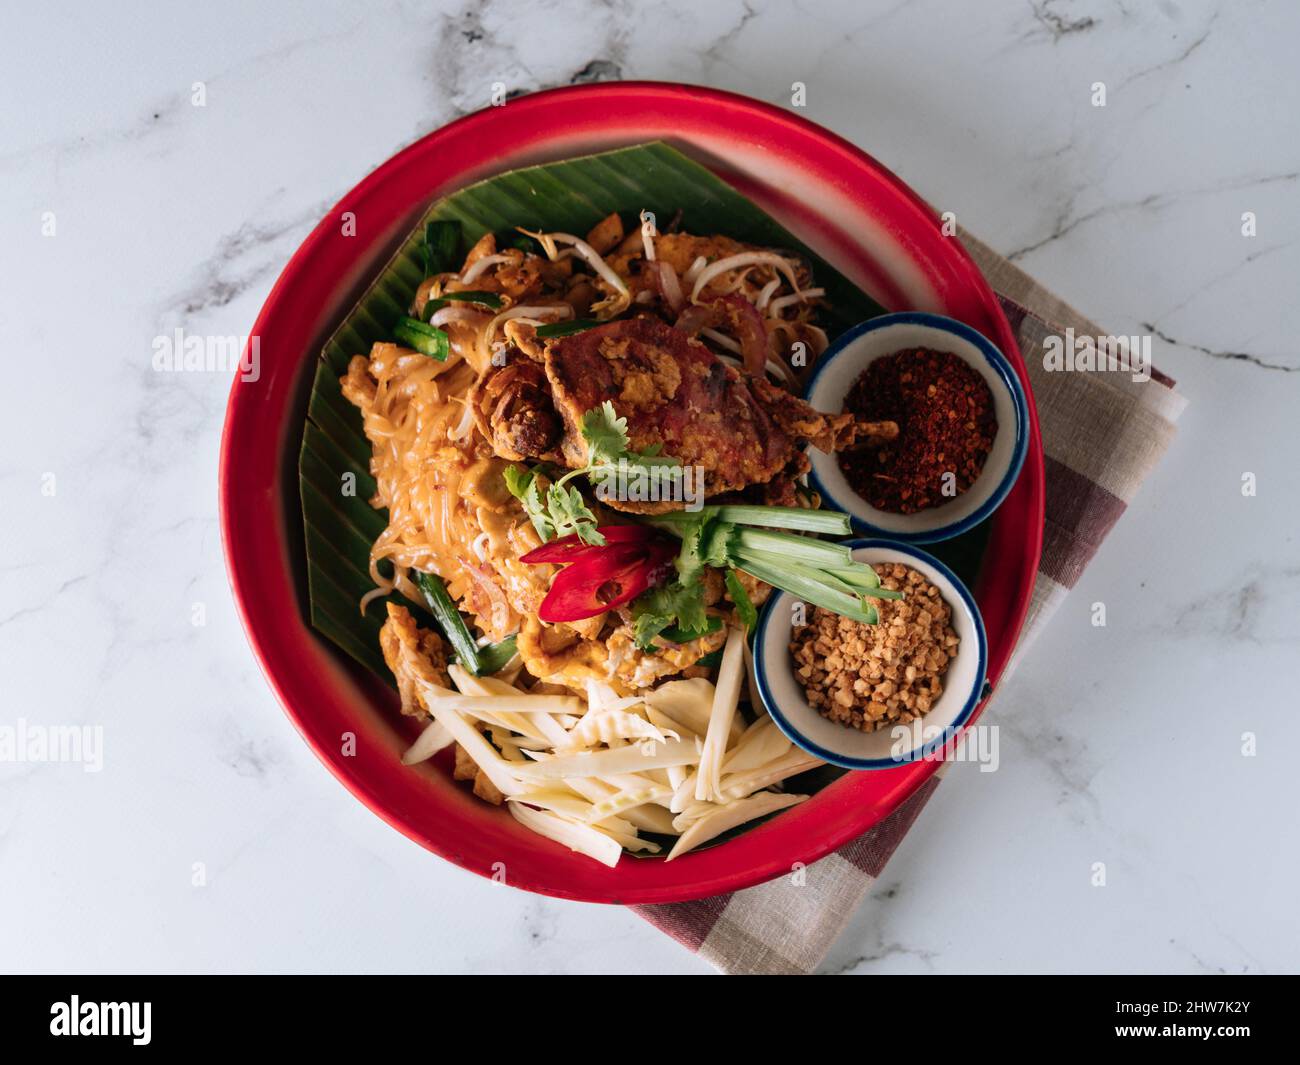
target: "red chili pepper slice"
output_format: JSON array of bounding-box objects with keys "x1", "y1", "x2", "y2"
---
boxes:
[
  {"x1": 538, "y1": 540, "x2": 677, "y2": 623},
  {"x1": 521, "y1": 524, "x2": 656, "y2": 565}
]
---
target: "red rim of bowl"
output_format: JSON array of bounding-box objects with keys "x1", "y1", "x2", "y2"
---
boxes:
[{"x1": 219, "y1": 82, "x2": 1045, "y2": 904}]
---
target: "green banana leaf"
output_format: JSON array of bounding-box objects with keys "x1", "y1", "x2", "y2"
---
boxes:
[{"x1": 299, "y1": 140, "x2": 886, "y2": 683}]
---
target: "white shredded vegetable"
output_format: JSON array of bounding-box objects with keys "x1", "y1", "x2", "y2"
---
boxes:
[
  {"x1": 695, "y1": 627, "x2": 747, "y2": 802},
  {"x1": 515, "y1": 737, "x2": 700, "y2": 781},
  {"x1": 721, "y1": 718, "x2": 791, "y2": 775},
  {"x1": 646, "y1": 678, "x2": 743, "y2": 745},
  {"x1": 449, "y1": 665, "x2": 572, "y2": 748},
  {"x1": 719, "y1": 750, "x2": 822, "y2": 803},
  {"x1": 386, "y1": 621, "x2": 823, "y2": 866},
  {"x1": 591, "y1": 823, "x2": 662, "y2": 854},
  {"x1": 667, "y1": 792, "x2": 809, "y2": 861},
  {"x1": 669, "y1": 770, "x2": 697, "y2": 814},
  {"x1": 645, "y1": 707, "x2": 700, "y2": 743},
  {"x1": 508, "y1": 802, "x2": 622, "y2": 867},
  {"x1": 583, "y1": 681, "x2": 644, "y2": 716},
  {"x1": 401, "y1": 718, "x2": 453, "y2": 765},
  {"x1": 427, "y1": 693, "x2": 583, "y2": 716},
  {"x1": 582, "y1": 783, "x2": 674, "y2": 824},
  {"x1": 412, "y1": 679, "x2": 523, "y2": 798},
  {"x1": 562, "y1": 710, "x2": 676, "y2": 750}
]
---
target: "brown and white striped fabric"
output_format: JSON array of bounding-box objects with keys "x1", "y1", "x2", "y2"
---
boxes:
[{"x1": 631, "y1": 231, "x2": 1188, "y2": 975}]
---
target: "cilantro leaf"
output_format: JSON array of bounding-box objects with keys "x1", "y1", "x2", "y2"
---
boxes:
[
  {"x1": 701, "y1": 521, "x2": 736, "y2": 568},
  {"x1": 725, "y1": 568, "x2": 758, "y2": 633},
  {"x1": 632, "y1": 604, "x2": 675, "y2": 651},
  {"x1": 581, "y1": 400, "x2": 632, "y2": 467},
  {"x1": 504, "y1": 403, "x2": 692, "y2": 551},
  {"x1": 631, "y1": 579, "x2": 709, "y2": 650},
  {"x1": 503, "y1": 465, "x2": 555, "y2": 541},
  {"x1": 675, "y1": 521, "x2": 708, "y2": 584},
  {"x1": 502, "y1": 463, "x2": 532, "y2": 500},
  {"x1": 672, "y1": 581, "x2": 710, "y2": 634},
  {"x1": 670, "y1": 516, "x2": 734, "y2": 582},
  {"x1": 546, "y1": 483, "x2": 603, "y2": 544},
  {"x1": 581, "y1": 400, "x2": 682, "y2": 472}
]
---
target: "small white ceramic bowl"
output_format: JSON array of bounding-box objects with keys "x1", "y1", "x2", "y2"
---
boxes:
[
  {"x1": 753, "y1": 539, "x2": 987, "y2": 770},
  {"x1": 805, "y1": 312, "x2": 1029, "y2": 542}
]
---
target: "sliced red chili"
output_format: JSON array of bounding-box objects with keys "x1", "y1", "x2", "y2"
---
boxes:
[
  {"x1": 521, "y1": 524, "x2": 656, "y2": 565},
  {"x1": 538, "y1": 541, "x2": 676, "y2": 623}
]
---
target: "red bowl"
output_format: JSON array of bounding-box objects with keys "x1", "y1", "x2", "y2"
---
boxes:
[{"x1": 220, "y1": 82, "x2": 1044, "y2": 904}]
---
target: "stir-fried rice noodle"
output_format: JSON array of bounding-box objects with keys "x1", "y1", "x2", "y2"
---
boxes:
[{"x1": 341, "y1": 211, "x2": 849, "y2": 864}]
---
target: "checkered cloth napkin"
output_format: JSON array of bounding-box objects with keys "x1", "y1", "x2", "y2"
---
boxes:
[{"x1": 631, "y1": 231, "x2": 1188, "y2": 975}]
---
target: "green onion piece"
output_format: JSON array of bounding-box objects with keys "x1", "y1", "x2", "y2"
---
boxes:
[
  {"x1": 712, "y1": 505, "x2": 851, "y2": 535},
  {"x1": 822, "y1": 564, "x2": 882, "y2": 590},
  {"x1": 734, "y1": 551, "x2": 864, "y2": 599},
  {"x1": 424, "y1": 220, "x2": 462, "y2": 277},
  {"x1": 735, "y1": 556, "x2": 878, "y2": 625},
  {"x1": 393, "y1": 317, "x2": 450, "y2": 360},
  {"x1": 725, "y1": 569, "x2": 758, "y2": 633},
  {"x1": 474, "y1": 635, "x2": 518, "y2": 675},
  {"x1": 413, "y1": 571, "x2": 482, "y2": 673},
  {"x1": 821, "y1": 565, "x2": 905, "y2": 599},
  {"x1": 661, "y1": 616, "x2": 722, "y2": 643},
  {"x1": 733, "y1": 527, "x2": 851, "y2": 566},
  {"x1": 422, "y1": 290, "x2": 503, "y2": 319},
  {"x1": 535, "y1": 318, "x2": 599, "y2": 339},
  {"x1": 646, "y1": 508, "x2": 717, "y2": 529}
]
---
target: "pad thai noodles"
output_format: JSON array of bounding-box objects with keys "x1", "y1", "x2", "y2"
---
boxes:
[{"x1": 340, "y1": 210, "x2": 900, "y2": 864}]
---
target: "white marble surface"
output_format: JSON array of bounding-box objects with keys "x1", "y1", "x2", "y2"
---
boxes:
[{"x1": 3, "y1": 0, "x2": 1297, "y2": 974}]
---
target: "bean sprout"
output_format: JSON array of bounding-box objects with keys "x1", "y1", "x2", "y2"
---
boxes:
[
  {"x1": 656, "y1": 261, "x2": 684, "y2": 313},
  {"x1": 639, "y1": 210, "x2": 657, "y2": 262},
  {"x1": 700, "y1": 327, "x2": 742, "y2": 354},
  {"x1": 477, "y1": 304, "x2": 573, "y2": 365},
  {"x1": 755, "y1": 278, "x2": 782, "y2": 310},
  {"x1": 447, "y1": 398, "x2": 476, "y2": 442},
  {"x1": 517, "y1": 228, "x2": 629, "y2": 316},
  {"x1": 690, "y1": 252, "x2": 803, "y2": 305},
  {"x1": 683, "y1": 256, "x2": 708, "y2": 286},
  {"x1": 428, "y1": 305, "x2": 492, "y2": 329},
  {"x1": 767, "y1": 287, "x2": 825, "y2": 316},
  {"x1": 460, "y1": 253, "x2": 514, "y2": 285}
]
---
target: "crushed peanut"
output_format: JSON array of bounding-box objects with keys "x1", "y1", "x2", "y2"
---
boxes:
[{"x1": 790, "y1": 563, "x2": 959, "y2": 732}]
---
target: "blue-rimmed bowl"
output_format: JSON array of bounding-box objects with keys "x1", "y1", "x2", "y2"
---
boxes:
[
  {"x1": 805, "y1": 312, "x2": 1029, "y2": 543},
  {"x1": 753, "y1": 539, "x2": 988, "y2": 770}
]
